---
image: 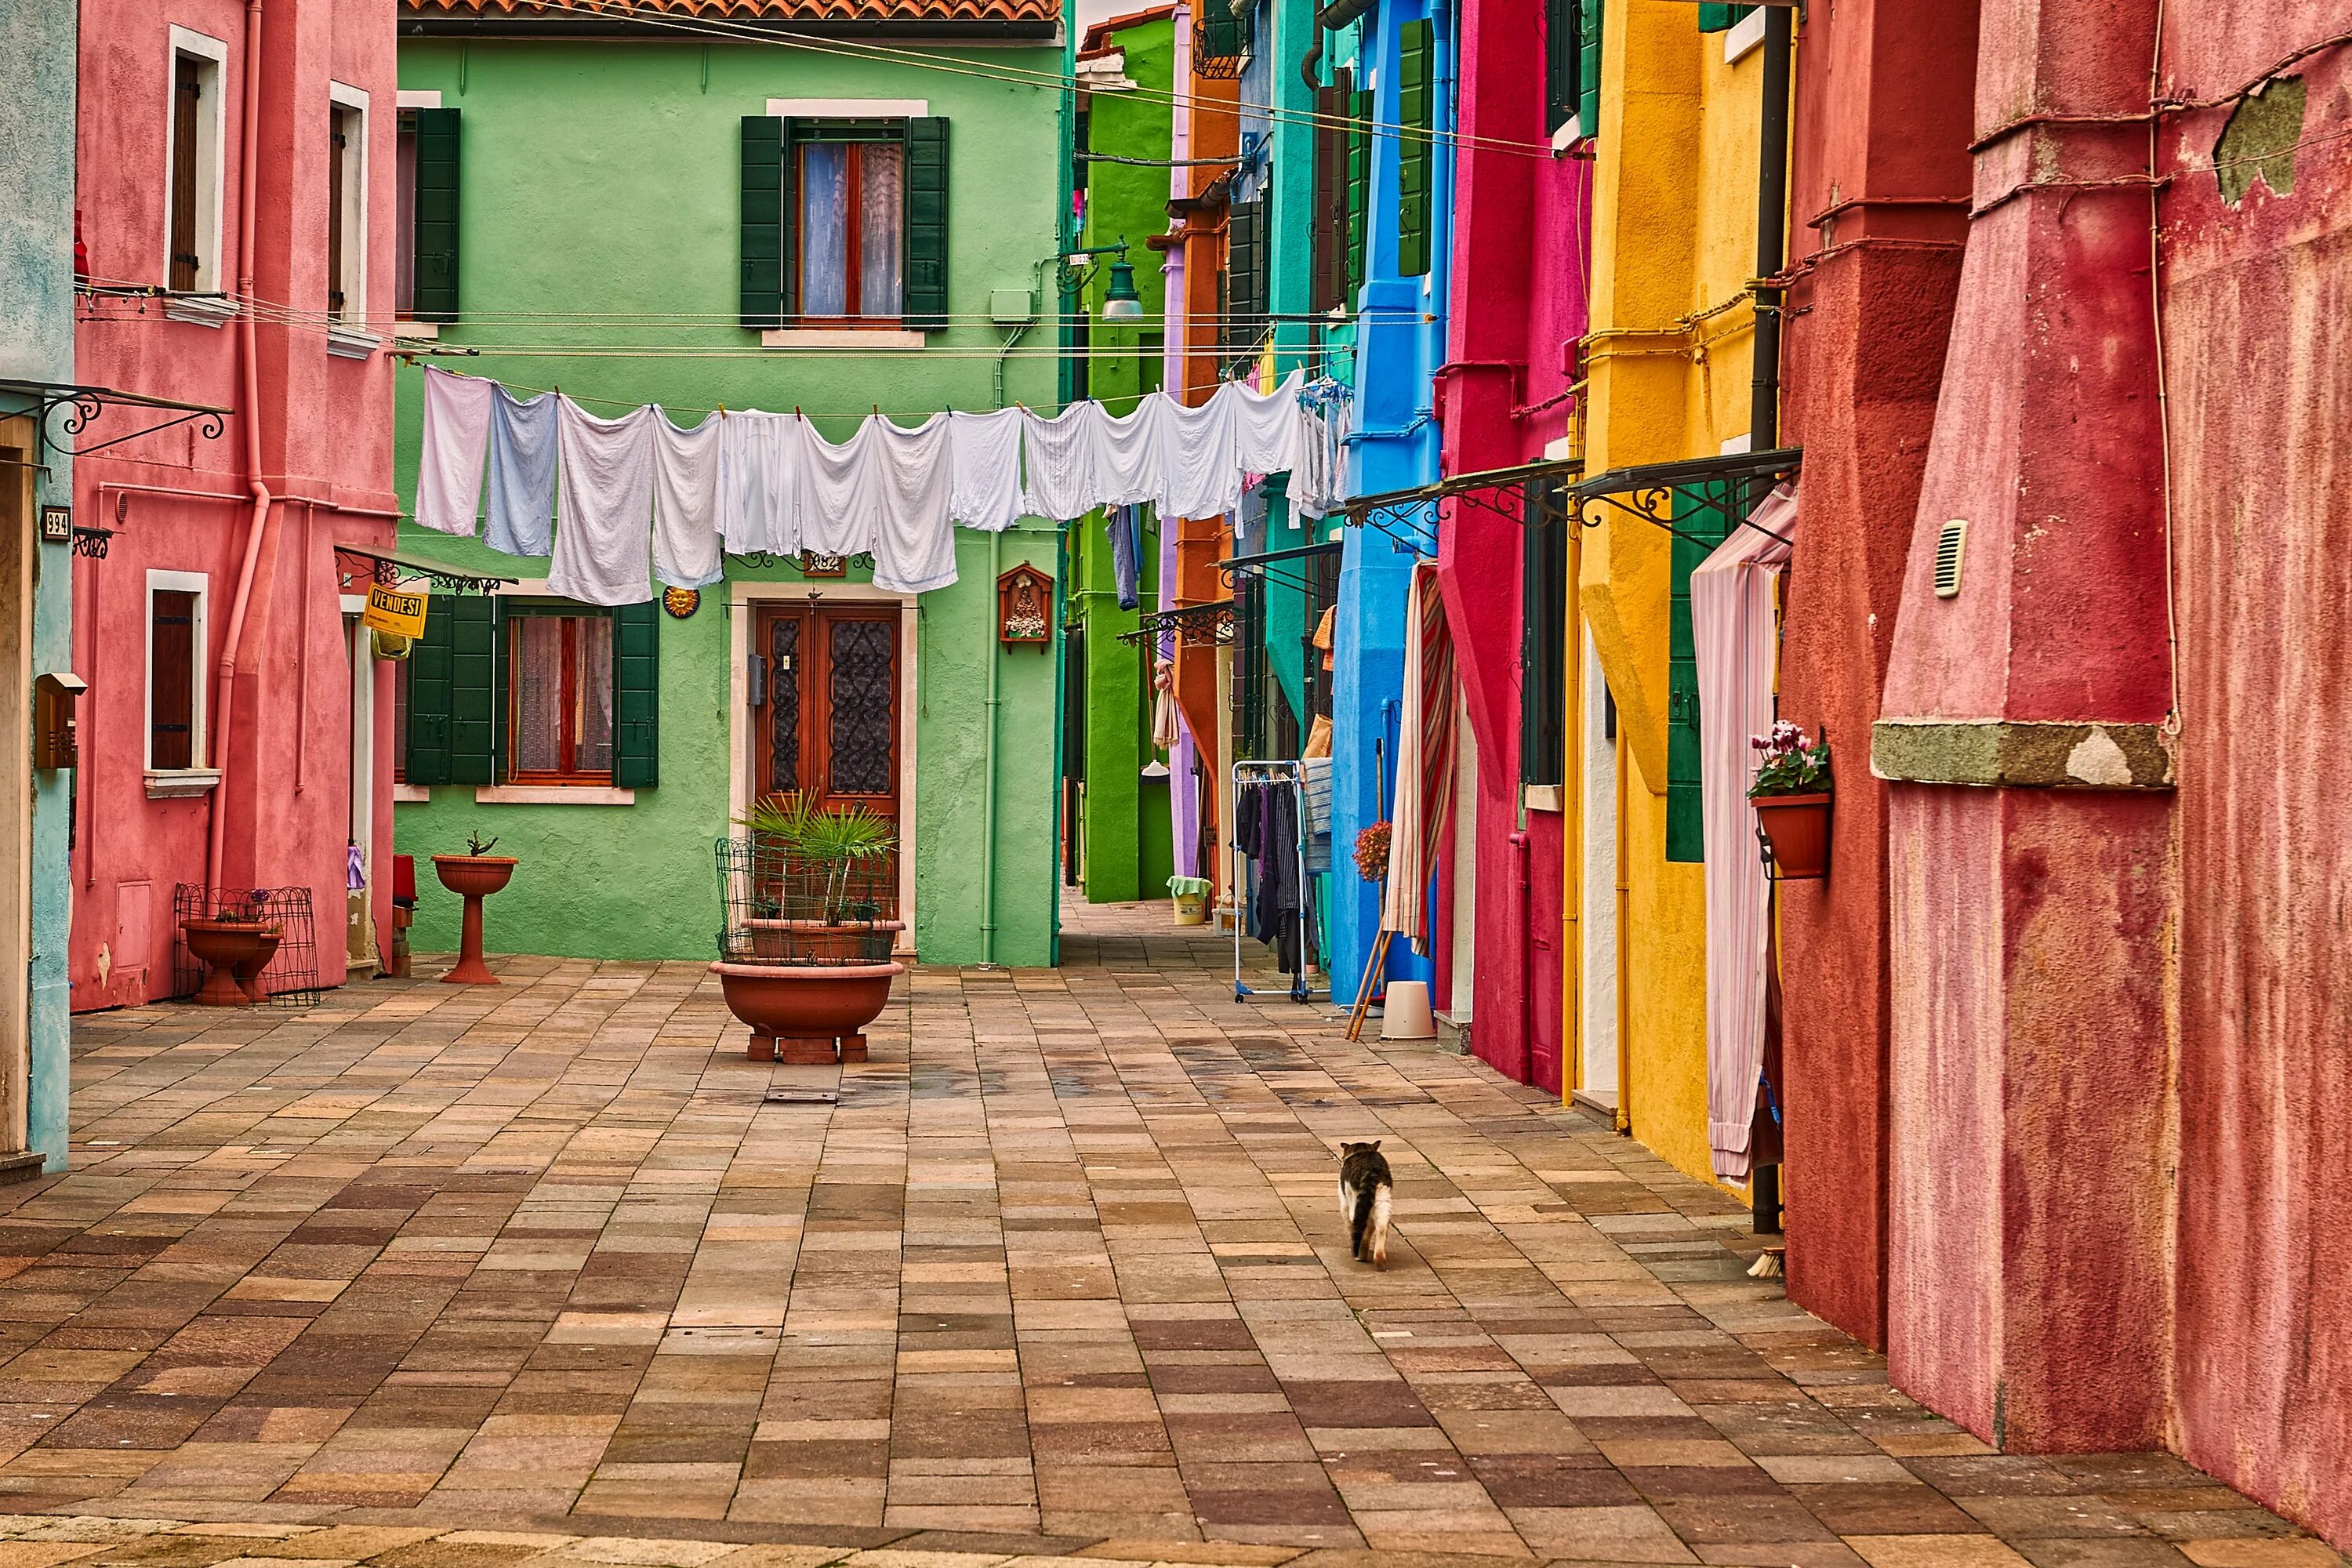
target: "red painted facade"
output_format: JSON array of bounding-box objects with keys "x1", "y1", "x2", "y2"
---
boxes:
[
  {"x1": 1432, "y1": 0, "x2": 1587, "y2": 1091},
  {"x1": 1776, "y1": 0, "x2": 1979, "y2": 1349},
  {"x1": 1830, "y1": 0, "x2": 2352, "y2": 1544},
  {"x1": 71, "y1": 0, "x2": 398, "y2": 1007}
]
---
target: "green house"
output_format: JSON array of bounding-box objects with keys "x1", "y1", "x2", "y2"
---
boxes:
[{"x1": 389, "y1": 0, "x2": 1067, "y2": 967}]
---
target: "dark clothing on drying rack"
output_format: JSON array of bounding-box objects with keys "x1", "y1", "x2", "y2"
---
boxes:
[{"x1": 1235, "y1": 781, "x2": 1305, "y2": 978}]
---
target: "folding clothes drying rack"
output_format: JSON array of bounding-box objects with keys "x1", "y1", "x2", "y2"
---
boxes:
[{"x1": 1230, "y1": 758, "x2": 1316, "y2": 1004}]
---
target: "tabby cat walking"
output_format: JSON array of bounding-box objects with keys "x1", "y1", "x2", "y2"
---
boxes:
[{"x1": 1338, "y1": 1141, "x2": 1393, "y2": 1269}]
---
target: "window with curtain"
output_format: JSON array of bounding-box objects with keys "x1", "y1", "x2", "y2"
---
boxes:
[
  {"x1": 797, "y1": 138, "x2": 905, "y2": 320},
  {"x1": 507, "y1": 609, "x2": 615, "y2": 782}
]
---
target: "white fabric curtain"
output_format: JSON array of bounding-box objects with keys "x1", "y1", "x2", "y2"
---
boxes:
[
  {"x1": 1693, "y1": 482, "x2": 1798, "y2": 1180},
  {"x1": 859, "y1": 143, "x2": 904, "y2": 317},
  {"x1": 800, "y1": 142, "x2": 850, "y2": 318},
  {"x1": 1381, "y1": 565, "x2": 1430, "y2": 939}
]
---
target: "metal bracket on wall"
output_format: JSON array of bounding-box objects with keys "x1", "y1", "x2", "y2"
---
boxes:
[
  {"x1": 1341, "y1": 456, "x2": 1585, "y2": 554},
  {"x1": 0, "y1": 379, "x2": 230, "y2": 463},
  {"x1": 1571, "y1": 446, "x2": 1803, "y2": 547},
  {"x1": 1120, "y1": 601, "x2": 1236, "y2": 648}
]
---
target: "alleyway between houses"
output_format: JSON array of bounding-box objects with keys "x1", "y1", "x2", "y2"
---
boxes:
[{"x1": 0, "y1": 905, "x2": 2324, "y2": 1568}]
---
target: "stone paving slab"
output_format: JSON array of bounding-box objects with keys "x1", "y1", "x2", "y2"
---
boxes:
[{"x1": 0, "y1": 900, "x2": 2325, "y2": 1567}]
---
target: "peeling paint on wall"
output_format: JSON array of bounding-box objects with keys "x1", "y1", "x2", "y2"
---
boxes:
[{"x1": 2214, "y1": 77, "x2": 2305, "y2": 207}]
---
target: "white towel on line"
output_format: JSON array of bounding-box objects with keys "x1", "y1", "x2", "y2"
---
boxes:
[
  {"x1": 869, "y1": 415, "x2": 959, "y2": 594},
  {"x1": 1160, "y1": 388, "x2": 1240, "y2": 520},
  {"x1": 799, "y1": 416, "x2": 884, "y2": 559},
  {"x1": 651, "y1": 408, "x2": 724, "y2": 590},
  {"x1": 716, "y1": 408, "x2": 799, "y2": 556},
  {"x1": 416, "y1": 366, "x2": 492, "y2": 535},
  {"x1": 1097, "y1": 395, "x2": 1168, "y2": 509},
  {"x1": 1232, "y1": 368, "x2": 1310, "y2": 477},
  {"x1": 948, "y1": 407, "x2": 1027, "y2": 532},
  {"x1": 1019, "y1": 400, "x2": 1108, "y2": 521},
  {"x1": 548, "y1": 397, "x2": 658, "y2": 606}
]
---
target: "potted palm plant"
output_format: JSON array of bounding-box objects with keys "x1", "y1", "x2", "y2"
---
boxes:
[
  {"x1": 710, "y1": 793, "x2": 906, "y2": 1065},
  {"x1": 1749, "y1": 721, "x2": 1833, "y2": 880}
]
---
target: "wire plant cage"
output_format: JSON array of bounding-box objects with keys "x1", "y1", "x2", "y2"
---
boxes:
[
  {"x1": 171, "y1": 884, "x2": 323, "y2": 1008},
  {"x1": 716, "y1": 833, "x2": 901, "y2": 967}
]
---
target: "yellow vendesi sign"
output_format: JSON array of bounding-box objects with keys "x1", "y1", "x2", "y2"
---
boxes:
[{"x1": 361, "y1": 581, "x2": 429, "y2": 639}]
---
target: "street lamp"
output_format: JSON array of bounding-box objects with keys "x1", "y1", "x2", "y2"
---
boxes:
[{"x1": 1101, "y1": 254, "x2": 1145, "y2": 321}]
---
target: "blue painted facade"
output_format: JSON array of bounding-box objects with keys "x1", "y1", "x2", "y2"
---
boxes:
[
  {"x1": 0, "y1": 0, "x2": 82, "y2": 1169},
  {"x1": 1323, "y1": 0, "x2": 1452, "y2": 1003}
]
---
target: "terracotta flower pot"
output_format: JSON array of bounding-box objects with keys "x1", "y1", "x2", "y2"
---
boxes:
[
  {"x1": 431, "y1": 855, "x2": 517, "y2": 985},
  {"x1": 744, "y1": 918, "x2": 905, "y2": 965},
  {"x1": 1753, "y1": 792, "x2": 1833, "y2": 880},
  {"x1": 710, "y1": 960, "x2": 903, "y2": 1065},
  {"x1": 182, "y1": 918, "x2": 268, "y2": 1007},
  {"x1": 234, "y1": 927, "x2": 283, "y2": 1003}
]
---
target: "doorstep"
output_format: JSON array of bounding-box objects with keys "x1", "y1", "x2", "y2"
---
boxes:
[
  {"x1": 1432, "y1": 1010, "x2": 1470, "y2": 1055},
  {"x1": 0, "y1": 1150, "x2": 46, "y2": 1185},
  {"x1": 1571, "y1": 1087, "x2": 1620, "y2": 1120}
]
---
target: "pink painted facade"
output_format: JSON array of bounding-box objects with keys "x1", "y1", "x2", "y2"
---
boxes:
[
  {"x1": 1430, "y1": 0, "x2": 1588, "y2": 1091},
  {"x1": 1860, "y1": 0, "x2": 2352, "y2": 1544},
  {"x1": 71, "y1": 0, "x2": 399, "y2": 1007}
]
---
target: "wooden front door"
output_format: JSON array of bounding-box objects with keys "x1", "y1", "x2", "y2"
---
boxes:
[{"x1": 751, "y1": 603, "x2": 902, "y2": 829}]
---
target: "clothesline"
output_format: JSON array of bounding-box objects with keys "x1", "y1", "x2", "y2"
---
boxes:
[{"x1": 413, "y1": 366, "x2": 1344, "y2": 601}]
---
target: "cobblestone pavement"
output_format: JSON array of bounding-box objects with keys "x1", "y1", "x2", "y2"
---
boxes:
[{"x1": 0, "y1": 902, "x2": 2329, "y2": 1568}]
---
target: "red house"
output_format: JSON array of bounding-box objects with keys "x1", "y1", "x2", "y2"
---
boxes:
[{"x1": 71, "y1": 0, "x2": 401, "y2": 1006}]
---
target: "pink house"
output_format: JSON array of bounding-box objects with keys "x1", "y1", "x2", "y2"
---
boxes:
[
  {"x1": 1430, "y1": 0, "x2": 1590, "y2": 1094},
  {"x1": 71, "y1": 0, "x2": 401, "y2": 1006}
]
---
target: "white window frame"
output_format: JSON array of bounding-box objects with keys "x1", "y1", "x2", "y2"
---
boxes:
[
  {"x1": 144, "y1": 570, "x2": 215, "y2": 793},
  {"x1": 164, "y1": 27, "x2": 231, "y2": 297},
  {"x1": 328, "y1": 82, "x2": 369, "y2": 320}
]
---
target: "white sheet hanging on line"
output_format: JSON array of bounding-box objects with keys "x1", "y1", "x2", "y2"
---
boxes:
[
  {"x1": 869, "y1": 414, "x2": 958, "y2": 594},
  {"x1": 416, "y1": 365, "x2": 493, "y2": 535},
  {"x1": 548, "y1": 397, "x2": 658, "y2": 606},
  {"x1": 948, "y1": 407, "x2": 1027, "y2": 532},
  {"x1": 798, "y1": 416, "x2": 885, "y2": 559},
  {"x1": 1693, "y1": 482, "x2": 1798, "y2": 1181},
  {"x1": 715, "y1": 408, "x2": 799, "y2": 557},
  {"x1": 1159, "y1": 389, "x2": 1240, "y2": 520},
  {"x1": 1019, "y1": 400, "x2": 1109, "y2": 521},
  {"x1": 1231, "y1": 368, "x2": 1309, "y2": 477},
  {"x1": 1097, "y1": 395, "x2": 1169, "y2": 508},
  {"x1": 484, "y1": 384, "x2": 560, "y2": 557},
  {"x1": 651, "y1": 408, "x2": 724, "y2": 590}
]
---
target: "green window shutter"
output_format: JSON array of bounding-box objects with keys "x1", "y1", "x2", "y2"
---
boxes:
[
  {"x1": 1579, "y1": 0, "x2": 1602, "y2": 141},
  {"x1": 741, "y1": 115, "x2": 783, "y2": 330},
  {"x1": 1396, "y1": 18, "x2": 1433, "y2": 278},
  {"x1": 448, "y1": 593, "x2": 498, "y2": 786},
  {"x1": 904, "y1": 117, "x2": 950, "y2": 331},
  {"x1": 1345, "y1": 89, "x2": 1372, "y2": 296},
  {"x1": 1665, "y1": 482, "x2": 1737, "y2": 862},
  {"x1": 612, "y1": 601, "x2": 660, "y2": 789},
  {"x1": 1226, "y1": 199, "x2": 1262, "y2": 354},
  {"x1": 412, "y1": 107, "x2": 460, "y2": 323},
  {"x1": 1698, "y1": 4, "x2": 1756, "y2": 31},
  {"x1": 405, "y1": 594, "x2": 456, "y2": 786},
  {"x1": 1544, "y1": 0, "x2": 1581, "y2": 135}
]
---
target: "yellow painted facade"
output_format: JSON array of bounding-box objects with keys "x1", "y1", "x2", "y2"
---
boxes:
[{"x1": 1570, "y1": 0, "x2": 1774, "y2": 1188}]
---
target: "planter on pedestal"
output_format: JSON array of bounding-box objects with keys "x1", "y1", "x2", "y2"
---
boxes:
[
  {"x1": 1754, "y1": 793, "x2": 1833, "y2": 881},
  {"x1": 431, "y1": 855, "x2": 517, "y2": 985},
  {"x1": 182, "y1": 919, "x2": 269, "y2": 1007},
  {"x1": 710, "y1": 960, "x2": 903, "y2": 1064},
  {"x1": 234, "y1": 928, "x2": 284, "y2": 1002}
]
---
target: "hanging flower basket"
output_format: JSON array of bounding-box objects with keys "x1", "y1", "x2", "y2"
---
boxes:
[
  {"x1": 1353, "y1": 822, "x2": 1392, "y2": 883},
  {"x1": 1750, "y1": 722, "x2": 1833, "y2": 882}
]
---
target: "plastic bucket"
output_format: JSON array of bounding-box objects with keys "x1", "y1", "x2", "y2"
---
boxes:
[{"x1": 1169, "y1": 877, "x2": 1211, "y2": 926}]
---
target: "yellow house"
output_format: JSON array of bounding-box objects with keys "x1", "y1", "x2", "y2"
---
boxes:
[{"x1": 1566, "y1": 0, "x2": 1792, "y2": 1191}]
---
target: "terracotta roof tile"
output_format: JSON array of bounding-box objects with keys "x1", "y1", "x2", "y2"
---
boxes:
[{"x1": 403, "y1": 0, "x2": 1058, "y2": 27}]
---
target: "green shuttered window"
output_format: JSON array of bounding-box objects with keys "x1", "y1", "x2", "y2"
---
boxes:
[
  {"x1": 1665, "y1": 485, "x2": 1738, "y2": 862},
  {"x1": 410, "y1": 107, "x2": 460, "y2": 323},
  {"x1": 740, "y1": 116, "x2": 785, "y2": 330},
  {"x1": 1345, "y1": 89, "x2": 1373, "y2": 296},
  {"x1": 1225, "y1": 198, "x2": 1264, "y2": 355},
  {"x1": 903, "y1": 116, "x2": 950, "y2": 331},
  {"x1": 1544, "y1": 0, "x2": 1583, "y2": 137},
  {"x1": 1396, "y1": 17, "x2": 1434, "y2": 278},
  {"x1": 742, "y1": 115, "x2": 948, "y2": 331},
  {"x1": 1580, "y1": 0, "x2": 1602, "y2": 140},
  {"x1": 1697, "y1": 4, "x2": 1757, "y2": 31},
  {"x1": 404, "y1": 597, "x2": 658, "y2": 792}
]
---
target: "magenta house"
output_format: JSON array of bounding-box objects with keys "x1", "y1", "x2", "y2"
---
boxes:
[{"x1": 1428, "y1": 0, "x2": 1590, "y2": 1094}]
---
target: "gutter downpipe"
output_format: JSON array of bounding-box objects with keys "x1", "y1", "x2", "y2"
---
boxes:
[
  {"x1": 210, "y1": 0, "x2": 274, "y2": 895},
  {"x1": 982, "y1": 328, "x2": 1028, "y2": 967},
  {"x1": 1748, "y1": 2, "x2": 1791, "y2": 1229},
  {"x1": 1749, "y1": 5, "x2": 1791, "y2": 449}
]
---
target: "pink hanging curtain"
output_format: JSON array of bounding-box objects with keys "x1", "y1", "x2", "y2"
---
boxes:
[{"x1": 1693, "y1": 483, "x2": 1798, "y2": 1181}]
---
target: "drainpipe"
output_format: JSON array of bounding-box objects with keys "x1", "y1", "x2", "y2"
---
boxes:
[
  {"x1": 980, "y1": 530, "x2": 1003, "y2": 966},
  {"x1": 1512, "y1": 829, "x2": 1533, "y2": 1083},
  {"x1": 209, "y1": 0, "x2": 273, "y2": 896},
  {"x1": 1299, "y1": 0, "x2": 1377, "y2": 93},
  {"x1": 1749, "y1": 5, "x2": 1792, "y2": 448}
]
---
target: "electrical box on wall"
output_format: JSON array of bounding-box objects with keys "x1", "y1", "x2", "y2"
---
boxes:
[
  {"x1": 33, "y1": 673, "x2": 85, "y2": 771},
  {"x1": 991, "y1": 289, "x2": 1036, "y2": 325}
]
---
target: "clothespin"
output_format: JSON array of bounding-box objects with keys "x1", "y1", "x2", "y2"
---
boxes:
[
  {"x1": 872, "y1": 403, "x2": 880, "y2": 419},
  {"x1": 794, "y1": 405, "x2": 804, "y2": 419},
  {"x1": 719, "y1": 402, "x2": 728, "y2": 418}
]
